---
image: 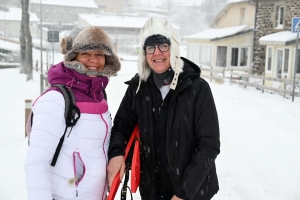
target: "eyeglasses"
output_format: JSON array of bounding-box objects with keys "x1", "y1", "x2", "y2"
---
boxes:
[{"x1": 144, "y1": 44, "x2": 170, "y2": 54}]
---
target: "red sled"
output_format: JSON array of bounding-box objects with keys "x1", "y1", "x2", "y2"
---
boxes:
[{"x1": 107, "y1": 125, "x2": 140, "y2": 200}]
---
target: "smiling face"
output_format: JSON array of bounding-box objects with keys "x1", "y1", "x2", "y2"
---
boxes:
[
  {"x1": 146, "y1": 44, "x2": 171, "y2": 74},
  {"x1": 76, "y1": 51, "x2": 105, "y2": 77}
]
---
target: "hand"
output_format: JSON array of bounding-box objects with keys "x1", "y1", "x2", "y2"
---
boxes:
[
  {"x1": 171, "y1": 195, "x2": 183, "y2": 200},
  {"x1": 107, "y1": 156, "x2": 125, "y2": 188}
]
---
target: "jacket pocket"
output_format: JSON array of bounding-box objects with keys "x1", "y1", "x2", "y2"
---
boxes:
[{"x1": 72, "y1": 151, "x2": 86, "y2": 197}]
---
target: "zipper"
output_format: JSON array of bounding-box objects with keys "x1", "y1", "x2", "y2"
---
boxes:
[
  {"x1": 100, "y1": 113, "x2": 109, "y2": 200},
  {"x1": 166, "y1": 79, "x2": 192, "y2": 183}
]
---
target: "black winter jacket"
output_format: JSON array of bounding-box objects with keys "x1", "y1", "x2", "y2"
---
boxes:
[{"x1": 108, "y1": 57, "x2": 220, "y2": 200}]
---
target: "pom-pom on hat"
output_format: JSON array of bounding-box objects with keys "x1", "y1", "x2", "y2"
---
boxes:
[
  {"x1": 137, "y1": 17, "x2": 183, "y2": 91},
  {"x1": 60, "y1": 27, "x2": 120, "y2": 77}
]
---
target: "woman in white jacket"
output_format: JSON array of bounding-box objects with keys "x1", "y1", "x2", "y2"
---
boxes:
[{"x1": 24, "y1": 27, "x2": 120, "y2": 200}]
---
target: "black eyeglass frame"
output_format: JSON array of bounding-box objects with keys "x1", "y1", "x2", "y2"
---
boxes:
[{"x1": 143, "y1": 43, "x2": 170, "y2": 54}]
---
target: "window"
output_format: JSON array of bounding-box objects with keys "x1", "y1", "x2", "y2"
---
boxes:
[
  {"x1": 276, "y1": 48, "x2": 289, "y2": 78},
  {"x1": 216, "y1": 46, "x2": 227, "y2": 67},
  {"x1": 230, "y1": 47, "x2": 248, "y2": 67},
  {"x1": 240, "y1": 8, "x2": 246, "y2": 25},
  {"x1": 276, "y1": 50, "x2": 283, "y2": 78},
  {"x1": 284, "y1": 49, "x2": 289, "y2": 73},
  {"x1": 278, "y1": 7, "x2": 284, "y2": 26},
  {"x1": 275, "y1": 6, "x2": 284, "y2": 29},
  {"x1": 240, "y1": 48, "x2": 248, "y2": 66},
  {"x1": 231, "y1": 48, "x2": 238, "y2": 66},
  {"x1": 187, "y1": 44, "x2": 199, "y2": 64},
  {"x1": 199, "y1": 45, "x2": 212, "y2": 66},
  {"x1": 267, "y1": 47, "x2": 273, "y2": 71}
]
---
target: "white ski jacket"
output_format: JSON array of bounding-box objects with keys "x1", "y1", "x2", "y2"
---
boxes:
[{"x1": 24, "y1": 90, "x2": 111, "y2": 200}]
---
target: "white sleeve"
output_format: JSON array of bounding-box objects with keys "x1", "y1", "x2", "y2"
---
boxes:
[{"x1": 24, "y1": 91, "x2": 65, "y2": 200}]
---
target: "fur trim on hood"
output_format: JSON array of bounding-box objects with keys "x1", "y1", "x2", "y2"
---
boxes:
[
  {"x1": 137, "y1": 17, "x2": 183, "y2": 91},
  {"x1": 60, "y1": 27, "x2": 121, "y2": 77}
]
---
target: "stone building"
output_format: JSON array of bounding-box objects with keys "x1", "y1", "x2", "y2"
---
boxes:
[{"x1": 252, "y1": 0, "x2": 300, "y2": 76}]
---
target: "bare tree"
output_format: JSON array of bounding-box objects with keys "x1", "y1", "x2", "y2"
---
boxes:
[
  {"x1": 20, "y1": 3, "x2": 26, "y2": 74},
  {"x1": 20, "y1": 0, "x2": 33, "y2": 80}
]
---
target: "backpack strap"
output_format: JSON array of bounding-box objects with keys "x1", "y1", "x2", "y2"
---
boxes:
[
  {"x1": 103, "y1": 89, "x2": 107, "y2": 101},
  {"x1": 50, "y1": 84, "x2": 80, "y2": 167}
]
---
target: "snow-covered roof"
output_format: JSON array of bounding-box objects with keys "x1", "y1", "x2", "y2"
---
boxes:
[
  {"x1": 184, "y1": 25, "x2": 253, "y2": 41},
  {"x1": 0, "y1": 7, "x2": 39, "y2": 22},
  {"x1": 174, "y1": 0, "x2": 204, "y2": 6},
  {"x1": 79, "y1": 14, "x2": 149, "y2": 29},
  {"x1": 227, "y1": 0, "x2": 249, "y2": 4},
  {"x1": 259, "y1": 31, "x2": 298, "y2": 45},
  {"x1": 30, "y1": 0, "x2": 98, "y2": 8},
  {"x1": 0, "y1": 39, "x2": 20, "y2": 51},
  {"x1": 79, "y1": 14, "x2": 180, "y2": 30}
]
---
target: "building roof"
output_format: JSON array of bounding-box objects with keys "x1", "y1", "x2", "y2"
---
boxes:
[
  {"x1": 79, "y1": 14, "x2": 149, "y2": 29},
  {"x1": 227, "y1": 0, "x2": 249, "y2": 3},
  {"x1": 0, "y1": 7, "x2": 39, "y2": 22},
  {"x1": 78, "y1": 14, "x2": 180, "y2": 30},
  {"x1": 259, "y1": 31, "x2": 299, "y2": 45},
  {"x1": 30, "y1": 0, "x2": 98, "y2": 8},
  {"x1": 183, "y1": 25, "x2": 253, "y2": 41},
  {"x1": 0, "y1": 39, "x2": 19, "y2": 51}
]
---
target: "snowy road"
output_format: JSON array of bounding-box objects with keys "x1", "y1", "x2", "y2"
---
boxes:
[{"x1": 1, "y1": 60, "x2": 300, "y2": 200}]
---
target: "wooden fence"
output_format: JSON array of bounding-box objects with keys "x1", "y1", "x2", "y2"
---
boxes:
[
  {"x1": 229, "y1": 70, "x2": 300, "y2": 98},
  {"x1": 200, "y1": 66, "x2": 250, "y2": 84},
  {"x1": 199, "y1": 66, "x2": 300, "y2": 98},
  {"x1": 200, "y1": 67, "x2": 225, "y2": 83},
  {"x1": 0, "y1": 63, "x2": 20, "y2": 69}
]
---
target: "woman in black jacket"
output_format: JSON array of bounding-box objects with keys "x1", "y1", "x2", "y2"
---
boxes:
[{"x1": 107, "y1": 17, "x2": 220, "y2": 200}]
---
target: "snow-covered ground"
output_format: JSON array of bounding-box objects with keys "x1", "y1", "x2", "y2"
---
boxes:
[{"x1": 0, "y1": 49, "x2": 300, "y2": 200}]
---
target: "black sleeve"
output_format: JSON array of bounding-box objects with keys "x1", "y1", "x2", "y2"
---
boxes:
[{"x1": 108, "y1": 85, "x2": 138, "y2": 160}]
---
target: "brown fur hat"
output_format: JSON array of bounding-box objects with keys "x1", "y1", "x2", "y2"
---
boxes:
[{"x1": 60, "y1": 27, "x2": 120, "y2": 77}]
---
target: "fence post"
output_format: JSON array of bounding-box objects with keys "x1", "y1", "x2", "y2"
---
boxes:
[
  {"x1": 283, "y1": 75, "x2": 287, "y2": 99},
  {"x1": 40, "y1": 73, "x2": 44, "y2": 95},
  {"x1": 230, "y1": 69, "x2": 233, "y2": 85},
  {"x1": 262, "y1": 72, "x2": 265, "y2": 93},
  {"x1": 35, "y1": 60, "x2": 38, "y2": 72},
  {"x1": 45, "y1": 71, "x2": 48, "y2": 87},
  {"x1": 25, "y1": 99, "x2": 32, "y2": 137}
]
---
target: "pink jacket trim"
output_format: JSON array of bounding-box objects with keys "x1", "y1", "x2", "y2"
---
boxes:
[{"x1": 76, "y1": 100, "x2": 108, "y2": 114}]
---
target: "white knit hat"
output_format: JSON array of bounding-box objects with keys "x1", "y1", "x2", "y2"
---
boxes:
[
  {"x1": 137, "y1": 17, "x2": 183, "y2": 91},
  {"x1": 60, "y1": 27, "x2": 120, "y2": 77}
]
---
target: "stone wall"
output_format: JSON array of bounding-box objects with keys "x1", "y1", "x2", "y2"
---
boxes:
[{"x1": 253, "y1": 0, "x2": 300, "y2": 74}]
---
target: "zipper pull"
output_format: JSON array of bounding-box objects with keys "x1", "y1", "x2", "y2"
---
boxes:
[
  {"x1": 159, "y1": 107, "x2": 161, "y2": 114},
  {"x1": 76, "y1": 189, "x2": 78, "y2": 197}
]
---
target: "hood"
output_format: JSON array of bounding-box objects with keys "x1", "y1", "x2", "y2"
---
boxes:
[{"x1": 47, "y1": 62, "x2": 108, "y2": 102}]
